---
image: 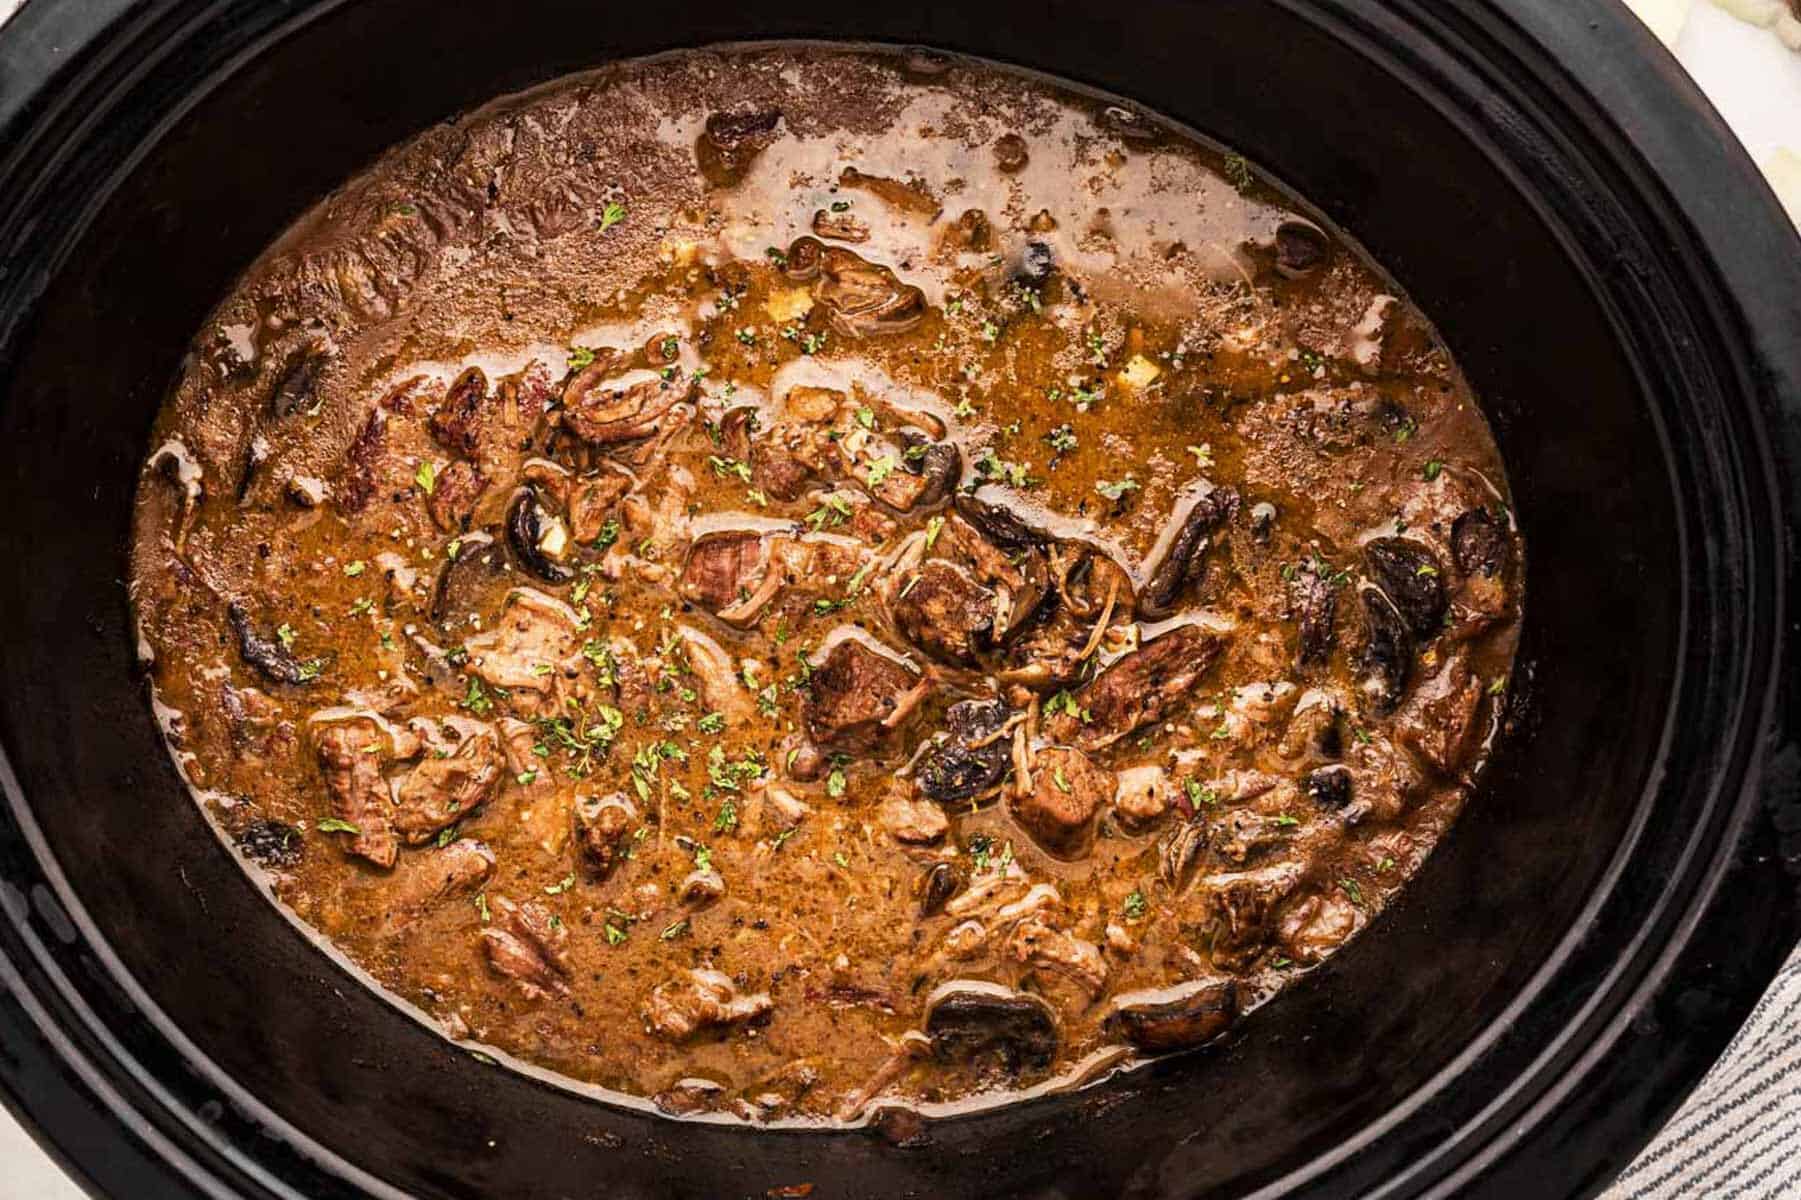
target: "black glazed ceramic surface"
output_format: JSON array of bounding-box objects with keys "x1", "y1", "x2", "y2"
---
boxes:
[{"x1": 0, "y1": 2, "x2": 1796, "y2": 1198}]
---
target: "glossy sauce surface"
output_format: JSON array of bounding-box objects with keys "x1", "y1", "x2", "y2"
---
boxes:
[{"x1": 129, "y1": 48, "x2": 1523, "y2": 1122}]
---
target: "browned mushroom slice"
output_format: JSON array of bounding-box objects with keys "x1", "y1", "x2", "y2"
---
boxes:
[
  {"x1": 392, "y1": 728, "x2": 503, "y2": 845},
  {"x1": 923, "y1": 981, "x2": 1058, "y2": 1073},
  {"x1": 383, "y1": 839, "x2": 495, "y2": 934},
  {"x1": 1009, "y1": 746, "x2": 1109, "y2": 860},
  {"x1": 309, "y1": 715, "x2": 398, "y2": 868},
  {"x1": 1358, "y1": 585, "x2": 1415, "y2": 714},
  {"x1": 426, "y1": 459, "x2": 488, "y2": 532},
  {"x1": 1141, "y1": 484, "x2": 1240, "y2": 618},
  {"x1": 574, "y1": 792, "x2": 638, "y2": 879},
  {"x1": 427, "y1": 366, "x2": 490, "y2": 456},
  {"x1": 1292, "y1": 563, "x2": 1337, "y2": 666},
  {"x1": 914, "y1": 699, "x2": 1014, "y2": 804},
  {"x1": 429, "y1": 530, "x2": 508, "y2": 630},
  {"x1": 1363, "y1": 537, "x2": 1447, "y2": 636},
  {"x1": 695, "y1": 108, "x2": 781, "y2": 186},
  {"x1": 1105, "y1": 979, "x2": 1240, "y2": 1052},
  {"x1": 1047, "y1": 623, "x2": 1224, "y2": 751},
  {"x1": 227, "y1": 602, "x2": 318, "y2": 687},
  {"x1": 643, "y1": 968, "x2": 773, "y2": 1042},
  {"x1": 806, "y1": 241, "x2": 928, "y2": 337},
  {"x1": 803, "y1": 637, "x2": 929, "y2": 751},
  {"x1": 812, "y1": 206, "x2": 871, "y2": 243},
  {"x1": 481, "y1": 896, "x2": 571, "y2": 999},
  {"x1": 269, "y1": 345, "x2": 330, "y2": 418},
  {"x1": 890, "y1": 559, "x2": 995, "y2": 666},
  {"x1": 1451, "y1": 507, "x2": 1509, "y2": 577},
  {"x1": 505, "y1": 486, "x2": 575, "y2": 584},
  {"x1": 560, "y1": 361, "x2": 693, "y2": 445}
]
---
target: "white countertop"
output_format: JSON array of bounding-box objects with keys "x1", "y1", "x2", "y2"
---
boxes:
[{"x1": 0, "y1": 1, "x2": 1795, "y2": 1196}]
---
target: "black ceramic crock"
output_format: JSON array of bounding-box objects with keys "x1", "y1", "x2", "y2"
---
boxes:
[{"x1": 1, "y1": 1, "x2": 1797, "y2": 1197}]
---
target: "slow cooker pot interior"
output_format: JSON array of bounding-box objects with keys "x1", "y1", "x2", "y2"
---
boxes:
[{"x1": 0, "y1": 2, "x2": 1683, "y2": 1195}]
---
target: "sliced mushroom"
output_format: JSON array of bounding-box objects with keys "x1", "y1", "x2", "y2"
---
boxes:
[
  {"x1": 1303, "y1": 764, "x2": 1352, "y2": 810},
  {"x1": 1274, "y1": 220, "x2": 1331, "y2": 279},
  {"x1": 954, "y1": 491, "x2": 1041, "y2": 554},
  {"x1": 1363, "y1": 537, "x2": 1446, "y2": 636},
  {"x1": 695, "y1": 108, "x2": 782, "y2": 186},
  {"x1": 919, "y1": 862, "x2": 964, "y2": 917},
  {"x1": 914, "y1": 699, "x2": 1013, "y2": 805},
  {"x1": 896, "y1": 428, "x2": 960, "y2": 508},
  {"x1": 923, "y1": 980, "x2": 1059, "y2": 1073},
  {"x1": 1142, "y1": 484, "x2": 1240, "y2": 618},
  {"x1": 1293, "y1": 564, "x2": 1337, "y2": 666},
  {"x1": 1106, "y1": 979, "x2": 1239, "y2": 1052},
  {"x1": 575, "y1": 792, "x2": 638, "y2": 880},
  {"x1": 226, "y1": 602, "x2": 315, "y2": 686},
  {"x1": 1358, "y1": 586, "x2": 1414, "y2": 713},
  {"x1": 506, "y1": 487, "x2": 574, "y2": 584},
  {"x1": 269, "y1": 347, "x2": 328, "y2": 418},
  {"x1": 803, "y1": 240, "x2": 928, "y2": 337},
  {"x1": 1451, "y1": 507, "x2": 1509, "y2": 578},
  {"x1": 429, "y1": 530, "x2": 509, "y2": 630},
  {"x1": 1159, "y1": 819, "x2": 1208, "y2": 891}
]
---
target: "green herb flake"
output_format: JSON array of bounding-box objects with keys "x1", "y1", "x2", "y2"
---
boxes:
[
  {"x1": 1123, "y1": 890, "x2": 1148, "y2": 920},
  {"x1": 342, "y1": 560, "x2": 366, "y2": 577},
  {"x1": 600, "y1": 201, "x2": 627, "y2": 232},
  {"x1": 316, "y1": 816, "x2": 360, "y2": 835},
  {"x1": 414, "y1": 460, "x2": 437, "y2": 495}
]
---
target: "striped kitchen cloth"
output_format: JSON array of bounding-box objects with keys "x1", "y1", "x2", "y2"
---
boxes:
[{"x1": 1603, "y1": 952, "x2": 1801, "y2": 1198}]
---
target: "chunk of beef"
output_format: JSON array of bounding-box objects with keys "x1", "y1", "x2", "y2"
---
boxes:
[
  {"x1": 804, "y1": 638, "x2": 928, "y2": 751},
  {"x1": 567, "y1": 470, "x2": 631, "y2": 543},
  {"x1": 310, "y1": 717, "x2": 398, "y2": 868},
  {"x1": 1113, "y1": 765, "x2": 1174, "y2": 828},
  {"x1": 1363, "y1": 537, "x2": 1447, "y2": 636},
  {"x1": 427, "y1": 459, "x2": 487, "y2": 532},
  {"x1": 560, "y1": 362, "x2": 692, "y2": 445},
  {"x1": 1009, "y1": 746, "x2": 1109, "y2": 859},
  {"x1": 427, "y1": 367, "x2": 490, "y2": 457},
  {"x1": 1195, "y1": 864, "x2": 1302, "y2": 970},
  {"x1": 914, "y1": 699, "x2": 1013, "y2": 804},
  {"x1": 574, "y1": 792, "x2": 638, "y2": 879},
  {"x1": 1278, "y1": 891, "x2": 1362, "y2": 964},
  {"x1": 1006, "y1": 914, "x2": 1108, "y2": 997},
  {"x1": 1106, "y1": 980, "x2": 1240, "y2": 1052},
  {"x1": 812, "y1": 206, "x2": 871, "y2": 243},
  {"x1": 463, "y1": 588, "x2": 583, "y2": 716},
  {"x1": 481, "y1": 896, "x2": 570, "y2": 999},
  {"x1": 1049, "y1": 624, "x2": 1224, "y2": 751},
  {"x1": 392, "y1": 728, "x2": 503, "y2": 845},
  {"x1": 695, "y1": 108, "x2": 782, "y2": 186},
  {"x1": 384, "y1": 839, "x2": 495, "y2": 934},
  {"x1": 643, "y1": 968, "x2": 773, "y2": 1042},
  {"x1": 720, "y1": 406, "x2": 816, "y2": 500},
  {"x1": 1141, "y1": 484, "x2": 1240, "y2": 618},
  {"x1": 890, "y1": 559, "x2": 995, "y2": 665},
  {"x1": 1395, "y1": 661, "x2": 1485, "y2": 776},
  {"x1": 335, "y1": 408, "x2": 389, "y2": 515},
  {"x1": 879, "y1": 784, "x2": 950, "y2": 845},
  {"x1": 1302, "y1": 764, "x2": 1352, "y2": 810},
  {"x1": 934, "y1": 509, "x2": 1051, "y2": 644},
  {"x1": 1159, "y1": 819, "x2": 1208, "y2": 891},
  {"x1": 679, "y1": 530, "x2": 769, "y2": 615}
]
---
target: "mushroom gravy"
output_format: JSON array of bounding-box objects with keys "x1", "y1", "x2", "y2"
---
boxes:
[{"x1": 128, "y1": 47, "x2": 1523, "y2": 1122}]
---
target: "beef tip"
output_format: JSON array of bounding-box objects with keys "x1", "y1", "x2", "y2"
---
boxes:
[
  {"x1": 1358, "y1": 586, "x2": 1415, "y2": 714},
  {"x1": 936, "y1": 506, "x2": 1051, "y2": 643},
  {"x1": 923, "y1": 981, "x2": 1058, "y2": 1074},
  {"x1": 335, "y1": 407, "x2": 388, "y2": 515},
  {"x1": 463, "y1": 588, "x2": 584, "y2": 716},
  {"x1": 560, "y1": 361, "x2": 692, "y2": 445},
  {"x1": 1141, "y1": 484, "x2": 1240, "y2": 618},
  {"x1": 227, "y1": 602, "x2": 316, "y2": 686},
  {"x1": 1106, "y1": 979, "x2": 1240, "y2": 1052},
  {"x1": 1280, "y1": 890, "x2": 1363, "y2": 964},
  {"x1": 269, "y1": 347, "x2": 328, "y2": 418},
  {"x1": 918, "y1": 862, "x2": 964, "y2": 917},
  {"x1": 383, "y1": 839, "x2": 494, "y2": 934},
  {"x1": 481, "y1": 896, "x2": 571, "y2": 1000},
  {"x1": 1451, "y1": 507, "x2": 1509, "y2": 577},
  {"x1": 808, "y1": 242, "x2": 928, "y2": 337},
  {"x1": 310, "y1": 717, "x2": 398, "y2": 868},
  {"x1": 652, "y1": 1077, "x2": 727, "y2": 1117},
  {"x1": 1049, "y1": 624, "x2": 1224, "y2": 751},
  {"x1": 1363, "y1": 537, "x2": 1447, "y2": 636},
  {"x1": 804, "y1": 638, "x2": 928, "y2": 751},
  {"x1": 891, "y1": 560, "x2": 994, "y2": 666},
  {"x1": 695, "y1": 108, "x2": 782, "y2": 186},
  {"x1": 427, "y1": 366, "x2": 490, "y2": 456},
  {"x1": 236, "y1": 819, "x2": 303, "y2": 869},
  {"x1": 505, "y1": 486, "x2": 575, "y2": 584},
  {"x1": 567, "y1": 470, "x2": 630, "y2": 543},
  {"x1": 574, "y1": 792, "x2": 638, "y2": 879},
  {"x1": 1006, "y1": 915, "x2": 1109, "y2": 997},
  {"x1": 1303, "y1": 764, "x2": 1352, "y2": 810},
  {"x1": 1196, "y1": 864, "x2": 1302, "y2": 970},
  {"x1": 1292, "y1": 564, "x2": 1337, "y2": 666},
  {"x1": 392, "y1": 728, "x2": 503, "y2": 844},
  {"x1": 720, "y1": 406, "x2": 817, "y2": 501},
  {"x1": 993, "y1": 133, "x2": 1030, "y2": 173},
  {"x1": 679, "y1": 530, "x2": 769, "y2": 617},
  {"x1": 880, "y1": 784, "x2": 950, "y2": 845},
  {"x1": 427, "y1": 459, "x2": 488, "y2": 532},
  {"x1": 1159, "y1": 819, "x2": 1208, "y2": 891},
  {"x1": 915, "y1": 699, "x2": 1013, "y2": 804},
  {"x1": 1395, "y1": 661, "x2": 1485, "y2": 776},
  {"x1": 643, "y1": 968, "x2": 774, "y2": 1042},
  {"x1": 1274, "y1": 220, "x2": 1331, "y2": 279},
  {"x1": 1009, "y1": 746, "x2": 1109, "y2": 859}
]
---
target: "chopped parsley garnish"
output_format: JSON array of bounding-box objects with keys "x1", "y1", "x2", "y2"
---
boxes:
[
  {"x1": 1423, "y1": 459, "x2": 1443, "y2": 481},
  {"x1": 1095, "y1": 475, "x2": 1140, "y2": 501},
  {"x1": 1123, "y1": 890, "x2": 1148, "y2": 920},
  {"x1": 567, "y1": 346, "x2": 597, "y2": 371},
  {"x1": 826, "y1": 768, "x2": 846, "y2": 798},
  {"x1": 316, "y1": 817, "x2": 360, "y2": 834},
  {"x1": 659, "y1": 918, "x2": 689, "y2": 941},
  {"x1": 414, "y1": 460, "x2": 436, "y2": 495},
  {"x1": 712, "y1": 799, "x2": 738, "y2": 834},
  {"x1": 342, "y1": 560, "x2": 366, "y2": 577},
  {"x1": 600, "y1": 201, "x2": 626, "y2": 231},
  {"x1": 463, "y1": 676, "x2": 493, "y2": 716},
  {"x1": 544, "y1": 872, "x2": 575, "y2": 895}
]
